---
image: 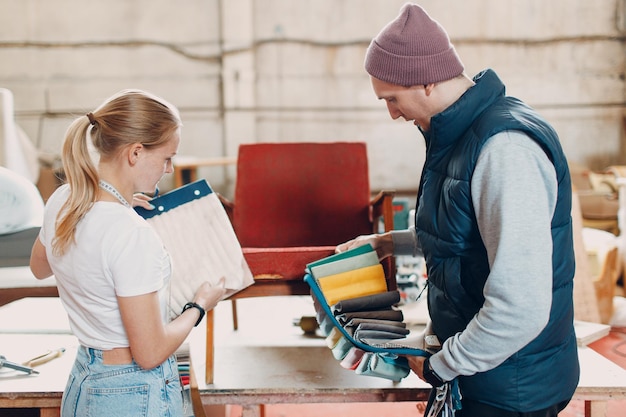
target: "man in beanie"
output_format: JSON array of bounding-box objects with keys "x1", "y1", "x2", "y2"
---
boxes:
[{"x1": 337, "y1": 3, "x2": 579, "y2": 416}]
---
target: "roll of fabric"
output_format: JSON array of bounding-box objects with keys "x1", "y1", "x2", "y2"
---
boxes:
[
  {"x1": 332, "y1": 290, "x2": 401, "y2": 314},
  {"x1": 355, "y1": 353, "x2": 410, "y2": 382},
  {"x1": 331, "y1": 336, "x2": 354, "y2": 360},
  {"x1": 344, "y1": 318, "x2": 407, "y2": 330},
  {"x1": 354, "y1": 330, "x2": 407, "y2": 341},
  {"x1": 340, "y1": 347, "x2": 366, "y2": 370},
  {"x1": 336, "y1": 309, "x2": 404, "y2": 326},
  {"x1": 354, "y1": 322, "x2": 411, "y2": 335}
]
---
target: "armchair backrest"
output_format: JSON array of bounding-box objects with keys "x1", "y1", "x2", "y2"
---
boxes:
[{"x1": 233, "y1": 142, "x2": 374, "y2": 248}]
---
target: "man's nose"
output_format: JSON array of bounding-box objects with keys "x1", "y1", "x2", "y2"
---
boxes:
[{"x1": 386, "y1": 103, "x2": 402, "y2": 120}]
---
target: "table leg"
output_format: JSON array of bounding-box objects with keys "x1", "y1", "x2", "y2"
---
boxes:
[
  {"x1": 190, "y1": 361, "x2": 207, "y2": 417},
  {"x1": 585, "y1": 400, "x2": 608, "y2": 417},
  {"x1": 40, "y1": 407, "x2": 60, "y2": 417},
  {"x1": 231, "y1": 300, "x2": 238, "y2": 330}
]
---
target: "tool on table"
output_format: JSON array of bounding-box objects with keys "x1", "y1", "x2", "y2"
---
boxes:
[
  {"x1": 22, "y1": 347, "x2": 66, "y2": 368},
  {"x1": 0, "y1": 355, "x2": 39, "y2": 375}
]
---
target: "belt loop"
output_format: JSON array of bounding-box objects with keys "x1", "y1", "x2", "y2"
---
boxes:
[{"x1": 86, "y1": 346, "x2": 96, "y2": 364}]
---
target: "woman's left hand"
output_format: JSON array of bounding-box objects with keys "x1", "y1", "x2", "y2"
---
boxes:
[{"x1": 132, "y1": 193, "x2": 156, "y2": 210}]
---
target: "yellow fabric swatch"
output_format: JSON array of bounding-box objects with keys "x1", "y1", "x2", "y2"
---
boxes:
[{"x1": 317, "y1": 263, "x2": 387, "y2": 306}]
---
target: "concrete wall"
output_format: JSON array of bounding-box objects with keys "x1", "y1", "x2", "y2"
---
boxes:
[{"x1": 1, "y1": 0, "x2": 624, "y2": 198}]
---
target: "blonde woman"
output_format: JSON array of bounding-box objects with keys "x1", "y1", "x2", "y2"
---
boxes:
[{"x1": 30, "y1": 89, "x2": 225, "y2": 417}]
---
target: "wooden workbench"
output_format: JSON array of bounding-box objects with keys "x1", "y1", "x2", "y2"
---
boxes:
[
  {"x1": 0, "y1": 266, "x2": 57, "y2": 307},
  {"x1": 190, "y1": 298, "x2": 626, "y2": 417},
  {"x1": 190, "y1": 333, "x2": 626, "y2": 417},
  {"x1": 192, "y1": 343, "x2": 430, "y2": 417},
  {"x1": 0, "y1": 334, "x2": 77, "y2": 417},
  {"x1": 1, "y1": 298, "x2": 626, "y2": 417}
]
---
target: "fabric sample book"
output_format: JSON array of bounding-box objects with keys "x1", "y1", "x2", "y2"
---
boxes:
[{"x1": 136, "y1": 179, "x2": 254, "y2": 320}]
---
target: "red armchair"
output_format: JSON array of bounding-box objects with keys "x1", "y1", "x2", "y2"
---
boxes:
[{"x1": 222, "y1": 141, "x2": 397, "y2": 298}]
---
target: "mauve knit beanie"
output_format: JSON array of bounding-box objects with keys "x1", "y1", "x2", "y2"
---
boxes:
[{"x1": 365, "y1": 3, "x2": 464, "y2": 86}]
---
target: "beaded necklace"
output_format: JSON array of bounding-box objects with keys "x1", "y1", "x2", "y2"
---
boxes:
[{"x1": 98, "y1": 180, "x2": 131, "y2": 208}]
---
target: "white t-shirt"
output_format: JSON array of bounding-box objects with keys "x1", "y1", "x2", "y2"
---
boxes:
[{"x1": 40, "y1": 184, "x2": 171, "y2": 349}]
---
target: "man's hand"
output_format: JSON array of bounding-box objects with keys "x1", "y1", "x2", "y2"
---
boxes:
[
  {"x1": 335, "y1": 232, "x2": 394, "y2": 261},
  {"x1": 407, "y1": 355, "x2": 428, "y2": 381}
]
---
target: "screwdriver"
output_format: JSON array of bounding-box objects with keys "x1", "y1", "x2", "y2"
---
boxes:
[
  {"x1": 0, "y1": 355, "x2": 39, "y2": 375},
  {"x1": 22, "y1": 348, "x2": 66, "y2": 368}
]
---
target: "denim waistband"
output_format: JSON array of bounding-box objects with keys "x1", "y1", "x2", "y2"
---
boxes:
[{"x1": 81, "y1": 345, "x2": 133, "y2": 365}]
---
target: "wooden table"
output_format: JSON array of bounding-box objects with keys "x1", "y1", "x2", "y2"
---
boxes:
[
  {"x1": 4, "y1": 345, "x2": 620, "y2": 417},
  {"x1": 173, "y1": 156, "x2": 237, "y2": 188},
  {"x1": 192, "y1": 343, "x2": 430, "y2": 417},
  {"x1": 575, "y1": 346, "x2": 626, "y2": 416},
  {"x1": 187, "y1": 305, "x2": 626, "y2": 417},
  {"x1": 190, "y1": 342, "x2": 626, "y2": 417},
  {"x1": 0, "y1": 334, "x2": 77, "y2": 417},
  {"x1": 1, "y1": 298, "x2": 626, "y2": 417},
  {"x1": 0, "y1": 297, "x2": 73, "y2": 417},
  {"x1": 0, "y1": 266, "x2": 58, "y2": 307}
]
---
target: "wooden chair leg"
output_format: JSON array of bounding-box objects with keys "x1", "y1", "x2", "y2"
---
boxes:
[
  {"x1": 231, "y1": 300, "x2": 239, "y2": 330},
  {"x1": 205, "y1": 309, "x2": 215, "y2": 384}
]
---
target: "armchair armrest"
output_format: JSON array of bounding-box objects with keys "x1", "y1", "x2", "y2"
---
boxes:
[
  {"x1": 216, "y1": 193, "x2": 234, "y2": 224},
  {"x1": 370, "y1": 190, "x2": 396, "y2": 233},
  {"x1": 369, "y1": 190, "x2": 398, "y2": 291}
]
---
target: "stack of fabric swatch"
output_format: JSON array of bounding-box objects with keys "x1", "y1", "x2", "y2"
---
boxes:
[
  {"x1": 174, "y1": 343, "x2": 194, "y2": 417},
  {"x1": 305, "y1": 244, "x2": 430, "y2": 382}
]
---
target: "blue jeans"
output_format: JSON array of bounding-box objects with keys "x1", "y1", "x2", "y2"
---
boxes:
[{"x1": 61, "y1": 346, "x2": 185, "y2": 417}]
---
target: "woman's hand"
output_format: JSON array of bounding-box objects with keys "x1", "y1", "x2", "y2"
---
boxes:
[
  {"x1": 132, "y1": 193, "x2": 156, "y2": 210},
  {"x1": 335, "y1": 232, "x2": 394, "y2": 261},
  {"x1": 119, "y1": 278, "x2": 226, "y2": 370},
  {"x1": 193, "y1": 279, "x2": 227, "y2": 312}
]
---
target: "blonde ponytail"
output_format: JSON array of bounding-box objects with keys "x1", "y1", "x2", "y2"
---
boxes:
[{"x1": 52, "y1": 116, "x2": 99, "y2": 256}]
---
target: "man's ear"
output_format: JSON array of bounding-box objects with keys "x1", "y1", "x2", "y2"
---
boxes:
[{"x1": 424, "y1": 83, "x2": 435, "y2": 96}]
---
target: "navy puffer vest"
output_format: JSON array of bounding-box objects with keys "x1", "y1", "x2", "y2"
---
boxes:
[{"x1": 416, "y1": 69, "x2": 579, "y2": 411}]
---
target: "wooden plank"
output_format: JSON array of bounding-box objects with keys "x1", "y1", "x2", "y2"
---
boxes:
[
  {"x1": 574, "y1": 347, "x2": 626, "y2": 400},
  {"x1": 575, "y1": 320, "x2": 611, "y2": 346}
]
